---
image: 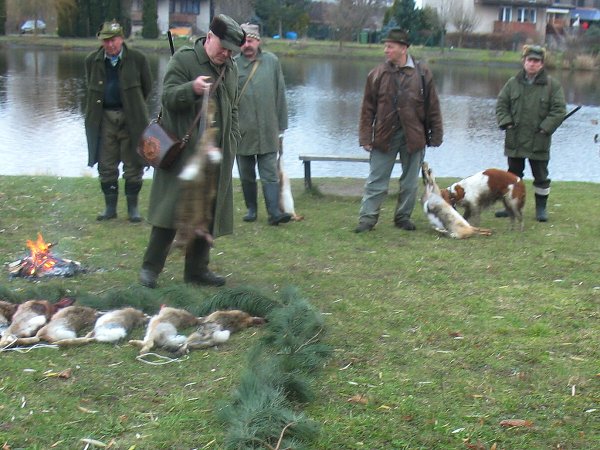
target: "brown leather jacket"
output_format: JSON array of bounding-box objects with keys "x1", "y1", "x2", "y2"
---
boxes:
[{"x1": 359, "y1": 57, "x2": 443, "y2": 153}]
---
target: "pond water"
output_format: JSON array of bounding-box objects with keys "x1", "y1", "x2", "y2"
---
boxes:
[{"x1": 1, "y1": 47, "x2": 599, "y2": 182}]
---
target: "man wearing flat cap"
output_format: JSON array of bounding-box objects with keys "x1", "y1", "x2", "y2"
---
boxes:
[
  {"x1": 355, "y1": 28, "x2": 443, "y2": 233},
  {"x1": 496, "y1": 45, "x2": 566, "y2": 222},
  {"x1": 140, "y1": 14, "x2": 245, "y2": 288},
  {"x1": 234, "y1": 23, "x2": 291, "y2": 226},
  {"x1": 84, "y1": 20, "x2": 152, "y2": 223}
]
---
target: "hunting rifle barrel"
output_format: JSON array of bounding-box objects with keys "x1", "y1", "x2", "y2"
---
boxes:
[
  {"x1": 167, "y1": 30, "x2": 175, "y2": 56},
  {"x1": 562, "y1": 105, "x2": 582, "y2": 124}
]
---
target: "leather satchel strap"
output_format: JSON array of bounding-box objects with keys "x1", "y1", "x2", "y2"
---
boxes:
[{"x1": 237, "y1": 60, "x2": 260, "y2": 105}]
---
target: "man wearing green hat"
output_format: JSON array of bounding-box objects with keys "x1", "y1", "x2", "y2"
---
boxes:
[
  {"x1": 355, "y1": 28, "x2": 443, "y2": 233},
  {"x1": 140, "y1": 14, "x2": 246, "y2": 288},
  {"x1": 84, "y1": 20, "x2": 152, "y2": 223},
  {"x1": 496, "y1": 45, "x2": 566, "y2": 222}
]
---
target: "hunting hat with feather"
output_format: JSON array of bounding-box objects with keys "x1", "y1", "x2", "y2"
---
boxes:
[
  {"x1": 209, "y1": 14, "x2": 246, "y2": 51},
  {"x1": 97, "y1": 20, "x2": 124, "y2": 40},
  {"x1": 382, "y1": 28, "x2": 410, "y2": 46},
  {"x1": 522, "y1": 44, "x2": 546, "y2": 61}
]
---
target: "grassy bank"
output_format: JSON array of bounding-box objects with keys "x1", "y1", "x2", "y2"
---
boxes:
[
  {"x1": 0, "y1": 175, "x2": 598, "y2": 449},
  {"x1": 0, "y1": 33, "x2": 532, "y2": 68}
]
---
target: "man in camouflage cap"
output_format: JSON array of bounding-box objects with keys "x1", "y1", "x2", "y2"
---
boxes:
[
  {"x1": 84, "y1": 20, "x2": 152, "y2": 223},
  {"x1": 140, "y1": 14, "x2": 245, "y2": 288}
]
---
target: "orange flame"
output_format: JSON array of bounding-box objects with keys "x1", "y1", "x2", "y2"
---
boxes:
[{"x1": 25, "y1": 233, "x2": 56, "y2": 276}]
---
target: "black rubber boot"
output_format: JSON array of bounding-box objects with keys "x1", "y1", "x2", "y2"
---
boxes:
[
  {"x1": 125, "y1": 181, "x2": 143, "y2": 223},
  {"x1": 535, "y1": 194, "x2": 548, "y2": 222},
  {"x1": 140, "y1": 227, "x2": 176, "y2": 288},
  {"x1": 262, "y1": 182, "x2": 292, "y2": 226},
  {"x1": 241, "y1": 181, "x2": 257, "y2": 222},
  {"x1": 184, "y1": 238, "x2": 225, "y2": 287},
  {"x1": 97, "y1": 182, "x2": 118, "y2": 221},
  {"x1": 495, "y1": 210, "x2": 509, "y2": 218}
]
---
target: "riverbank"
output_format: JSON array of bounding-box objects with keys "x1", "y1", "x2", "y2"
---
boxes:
[{"x1": 0, "y1": 33, "x2": 583, "y2": 70}]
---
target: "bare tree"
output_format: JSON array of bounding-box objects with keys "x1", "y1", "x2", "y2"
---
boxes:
[
  {"x1": 214, "y1": 0, "x2": 255, "y2": 24},
  {"x1": 451, "y1": 2, "x2": 479, "y2": 47},
  {"x1": 328, "y1": 0, "x2": 384, "y2": 48}
]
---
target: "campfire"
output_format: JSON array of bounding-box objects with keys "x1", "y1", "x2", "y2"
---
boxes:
[{"x1": 8, "y1": 233, "x2": 86, "y2": 279}]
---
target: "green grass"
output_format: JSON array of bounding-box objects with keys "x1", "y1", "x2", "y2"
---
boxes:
[
  {"x1": 1, "y1": 175, "x2": 599, "y2": 449},
  {"x1": 0, "y1": 34, "x2": 560, "y2": 69}
]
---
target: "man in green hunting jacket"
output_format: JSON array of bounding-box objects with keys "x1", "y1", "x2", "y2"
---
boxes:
[
  {"x1": 234, "y1": 23, "x2": 291, "y2": 225},
  {"x1": 496, "y1": 45, "x2": 566, "y2": 222},
  {"x1": 84, "y1": 21, "x2": 152, "y2": 223},
  {"x1": 139, "y1": 15, "x2": 245, "y2": 288}
]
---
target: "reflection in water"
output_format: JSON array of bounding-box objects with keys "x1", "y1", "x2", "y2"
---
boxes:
[{"x1": 1, "y1": 48, "x2": 599, "y2": 182}]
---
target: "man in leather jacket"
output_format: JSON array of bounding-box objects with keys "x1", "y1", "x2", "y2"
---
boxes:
[{"x1": 355, "y1": 28, "x2": 443, "y2": 233}]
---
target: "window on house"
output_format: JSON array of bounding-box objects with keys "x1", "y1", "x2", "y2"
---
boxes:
[
  {"x1": 498, "y1": 7, "x2": 512, "y2": 22},
  {"x1": 516, "y1": 8, "x2": 536, "y2": 23},
  {"x1": 170, "y1": 0, "x2": 201, "y2": 14}
]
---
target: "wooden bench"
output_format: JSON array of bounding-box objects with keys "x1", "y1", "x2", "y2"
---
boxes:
[{"x1": 298, "y1": 154, "x2": 400, "y2": 190}]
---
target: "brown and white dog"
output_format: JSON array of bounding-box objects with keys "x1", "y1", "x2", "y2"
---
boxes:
[
  {"x1": 440, "y1": 169, "x2": 525, "y2": 231},
  {"x1": 421, "y1": 162, "x2": 492, "y2": 239}
]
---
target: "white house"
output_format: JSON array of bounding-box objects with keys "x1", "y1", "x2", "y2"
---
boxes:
[
  {"x1": 422, "y1": 0, "x2": 574, "y2": 42},
  {"x1": 130, "y1": 0, "x2": 212, "y2": 36}
]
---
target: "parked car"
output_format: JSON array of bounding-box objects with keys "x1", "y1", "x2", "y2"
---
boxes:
[{"x1": 20, "y1": 20, "x2": 46, "y2": 34}]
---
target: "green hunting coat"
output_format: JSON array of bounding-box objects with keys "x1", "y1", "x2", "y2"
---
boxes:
[
  {"x1": 496, "y1": 68, "x2": 566, "y2": 161},
  {"x1": 84, "y1": 43, "x2": 152, "y2": 167},
  {"x1": 147, "y1": 37, "x2": 240, "y2": 237},
  {"x1": 235, "y1": 49, "x2": 288, "y2": 155}
]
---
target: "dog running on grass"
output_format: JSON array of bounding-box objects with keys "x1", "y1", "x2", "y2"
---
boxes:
[
  {"x1": 440, "y1": 168, "x2": 525, "y2": 231},
  {"x1": 421, "y1": 162, "x2": 492, "y2": 239}
]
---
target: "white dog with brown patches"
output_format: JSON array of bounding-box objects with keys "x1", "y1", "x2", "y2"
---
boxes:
[
  {"x1": 421, "y1": 162, "x2": 492, "y2": 239},
  {"x1": 440, "y1": 168, "x2": 525, "y2": 231}
]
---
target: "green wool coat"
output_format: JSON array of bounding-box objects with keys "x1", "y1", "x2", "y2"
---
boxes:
[
  {"x1": 147, "y1": 37, "x2": 240, "y2": 237},
  {"x1": 84, "y1": 44, "x2": 152, "y2": 167},
  {"x1": 234, "y1": 49, "x2": 288, "y2": 155},
  {"x1": 496, "y1": 68, "x2": 566, "y2": 161}
]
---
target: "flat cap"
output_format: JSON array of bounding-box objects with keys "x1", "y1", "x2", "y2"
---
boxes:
[
  {"x1": 210, "y1": 14, "x2": 246, "y2": 51},
  {"x1": 522, "y1": 44, "x2": 546, "y2": 61},
  {"x1": 241, "y1": 23, "x2": 260, "y2": 40},
  {"x1": 382, "y1": 28, "x2": 410, "y2": 46},
  {"x1": 97, "y1": 21, "x2": 124, "y2": 40}
]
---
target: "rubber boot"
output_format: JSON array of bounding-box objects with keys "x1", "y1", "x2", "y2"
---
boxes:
[
  {"x1": 125, "y1": 181, "x2": 143, "y2": 223},
  {"x1": 97, "y1": 182, "x2": 118, "y2": 221},
  {"x1": 140, "y1": 227, "x2": 176, "y2": 288},
  {"x1": 495, "y1": 209, "x2": 509, "y2": 218},
  {"x1": 262, "y1": 182, "x2": 292, "y2": 226},
  {"x1": 184, "y1": 238, "x2": 225, "y2": 287},
  {"x1": 241, "y1": 181, "x2": 257, "y2": 222},
  {"x1": 535, "y1": 194, "x2": 548, "y2": 222}
]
